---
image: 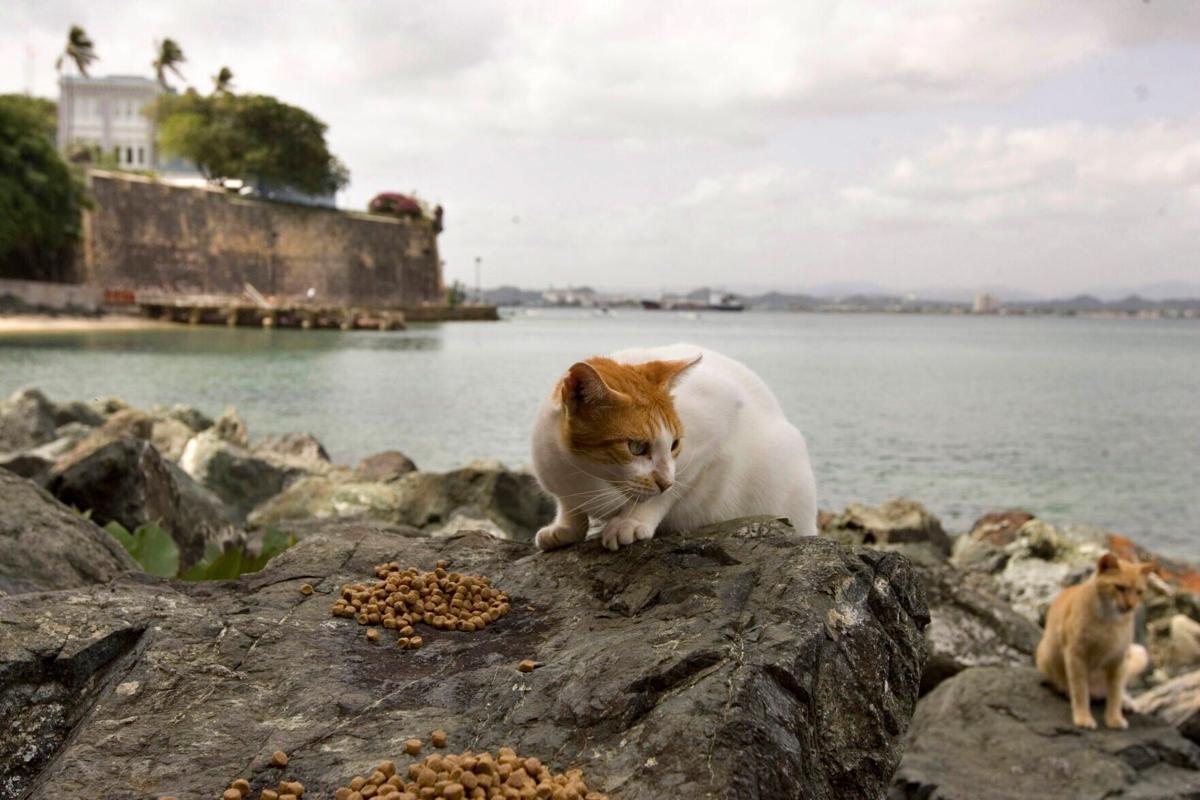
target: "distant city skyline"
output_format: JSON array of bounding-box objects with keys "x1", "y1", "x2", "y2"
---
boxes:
[{"x1": 4, "y1": 1, "x2": 1199, "y2": 295}]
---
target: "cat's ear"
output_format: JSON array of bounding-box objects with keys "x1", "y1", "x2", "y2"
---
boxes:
[
  {"x1": 1098, "y1": 553, "x2": 1120, "y2": 573},
  {"x1": 646, "y1": 354, "x2": 702, "y2": 391},
  {"x1": 561, "y1": 362, "x2": 625, "y2": 414}
]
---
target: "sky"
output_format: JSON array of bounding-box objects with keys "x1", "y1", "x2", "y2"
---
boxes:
[{"x1": 4, "y1": 1, "x2": 1200, "y2": 297}]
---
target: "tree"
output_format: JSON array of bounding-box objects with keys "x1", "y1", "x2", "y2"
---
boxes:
[
  {"x1": 212, "y1": 66, "x2": 234, "y2": 95},
  {"x1": 55, "y1": 25, "x2": 97, "y2": 77},
  {"x1": 153, "y1": 38, "x2": 186, "y2": 89},
  {"x1": 0, "y1": 96, "x2": 88, "y2": 281},
  {"x1": 153, "y1": 92, "x2": 350, "y2": 196},
  {"x1": 0, "y1": 94, "x2": 56, "y2": 140}
]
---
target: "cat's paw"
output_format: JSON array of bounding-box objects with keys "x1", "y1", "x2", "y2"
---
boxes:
[
  {"x1": 600, "y1": 518, "x2": 654, "y2": 551},
  {"x1": 1104, "y1": 713, "x2": 1129, "y2": 730},
  {"x1": 535, "y1": 523, "x2": 583, "y2": 551},
  {"x1": 1073, "y1": 712, "x2": 1098, "y2": 730}
]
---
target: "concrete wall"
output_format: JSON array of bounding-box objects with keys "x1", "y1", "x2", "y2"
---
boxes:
[
  {"x1": 0, "y1": 278, "x2": 103, "y2": 312},
  {"x1": 79, "y1": 171, "x2": 442, "y2": 307}
]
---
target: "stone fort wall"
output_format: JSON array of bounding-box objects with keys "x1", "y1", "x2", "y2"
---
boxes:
[{"x1": 79, "y1": 171, "x2": 442, "y2": 307}]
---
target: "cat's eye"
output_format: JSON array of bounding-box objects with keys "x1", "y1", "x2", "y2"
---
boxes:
[
  {"x1": 671, "y1": 439, "x2": 680, "y2": 451},
  {"x1": 628, "y1": 440, "x2": 649, "y2": 456}
]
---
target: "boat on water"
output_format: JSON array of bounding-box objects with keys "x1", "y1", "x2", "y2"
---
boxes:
[
  {"x1": 640, "y1": 299, "x2": 663, "y2": 310},
  {"x1": 707, "y1": 292, "x2": 745, "y2": 312},
  {"x1": 641, "y1": 292, "x2": 743, "y2": 311}
]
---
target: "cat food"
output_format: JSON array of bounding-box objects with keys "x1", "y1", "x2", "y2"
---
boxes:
[
  {"x1": 332, "y1": 561, "x2": 510, "y2": 646},
  {"x1": 431, "y1": 729, "x2": 448, "y2": 748},
  {"x1": 218, "y1": 776, "x2": 305, "y2": 799},
  {"x1": 405, "y1": 738, "x2": 423, "y2": 755},
  {"x1": 366, "y1": 628, "x2": 381, "y2": 643},
  {"x1": 517, "y1": 660, "x2": 537, "y2": 673},
  {"x1": 270, "y1": 751, "x2": 289, "y2": 767},
  {"x1": 335, "y1": 751, "x2": 608, "y2": 800},
  {"x1": 300, "y1": 584, "x2": 314, "y2": 595}
]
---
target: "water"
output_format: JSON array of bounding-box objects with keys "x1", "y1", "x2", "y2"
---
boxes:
[{"x1": 1, "y1": 310, "x2": 1197, "y2": 558}]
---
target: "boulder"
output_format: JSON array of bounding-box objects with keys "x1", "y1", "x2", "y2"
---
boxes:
[
  {"x1": 180, "y1": 431, "x2": 298, "y2": 521},
  {"x1": 248, "y1": 462, "x2": 554, "y2": 540},
  {"x1": 49, "y1": 399, "x2": 104, "y2": 428},
  {"x1": 255, "y1": 432, "x2": 331, "y2": 465},
  {"x1": 0, "y1": 451, "x2": 54, "y2": 485},
  {"x1": 97, "y1": 407, "x2": 155, "y2": 440},
  {"x1": 354, "y1": 449, "x2": 418, "y2": 482},
  {"x1": 892, "y1": 666, "x2": 1200, "y2": 800},
  {"x1": 155, "y1": 403, "x2": 214, "y2": 432},
  {"x1": 1161, "y1": 614, "x2": 1200, "y2": 674},
  {"x1": 1135, "y1": 670, "x2": 1200, "y2": 744},
  {"x1": 0, "y1": 469, "x2": 138, "y2": 594},
  {"x1": 88, "y1": 396, "x2": 129, "y2": 416},
  {"x1": 212, "y1": 407, "x2": 250, "y2": 447},
  {"x1": 822, "y1": 498, "x2": 953, "y2": 557},
  {"x1": 0, "y1": 387, "x2": 57, "y2": 453},
  {"x1": 0, "y1": 516, "x2": 929, "y2": 800},
  {"x1": 150, "y1": 416, "x2": 194, "y2": 462},
  {"x1": 906, "y1": 552, "x2": 1042, "y2": 693},
  {"x1": 47, "y1": 436, "x2": 235, "y2": 570}
]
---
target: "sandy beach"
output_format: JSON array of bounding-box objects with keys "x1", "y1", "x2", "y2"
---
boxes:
[{"x1": 0, "y1": 314, "x2": 177, "y2": 334}]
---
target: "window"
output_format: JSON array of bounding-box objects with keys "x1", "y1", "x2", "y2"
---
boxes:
[
  {"x1": 126, "y1": 147, "x2": 133, "y2": 164},
  {"x1": 137, "y1": 147, "x2": 144, "y2": 165},
  {"x1": 113, "y1": 145, "x2": 121, "y2": 163}
]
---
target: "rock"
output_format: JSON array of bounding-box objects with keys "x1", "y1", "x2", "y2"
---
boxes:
[
  {"x1": 908, "y1": 553, "x2": 1042, "y2": 694},
  {"x1": 0, "y1": 450, "x2": 54, "y2": 484},
  {"x1": 47, "y1": 436, "x2": 235, "y2": 569},
  {"x1": 0, "y1": 387, "x2": 57, "y2": 453},
  {"x1": 212, "y1": 407, "x2": 249, "y2": 447},
  {"x1": 0, "y1": 469, "x2": 138, "y2": 594},
  {"x1": 255, "y1": 431, "x2": 331, "y2": 465},
  {"x1": 822, "y1": 498, "x2": 953, "y2": 557},
  {"x1": 156, "y1": 403, "x2": 214, "y2": 432},
  {"x1": 180, "y1": 431, "x2": 297, "y2": 521},
  {"x1": 88, "y1": 396, "x2": 128, "y2": 416},
  {"x1": 1135, "y1": 670, "x2": 1200, "y2": 745},
  {"x1": 1163, "y1": 614, "x2": 1200, "y2": 673},
  {"x1": 97, "y1": 407, "x2": 155, "y2": 440},
  {"x1": 892, "y1": 666, "x2": 1200, "y2": 800},
  {"x1": 49, "y1": 399, "x2": 104, "y2": 428},
  {"x1": 150, "y1": 416, "x2": 194, "y2": 462},
  {"x1": 354, "y1": 449, "x2": 418, "y2": 482},
  {"x1": 951, "y1": 510, "x2": 1036, "y2": 572},
  {"x1": 0, "y1": 516, "x2": 929, "y2": 799},
  {"x1": 249, "y1": 463, "x2": 555, "y2": 540}
]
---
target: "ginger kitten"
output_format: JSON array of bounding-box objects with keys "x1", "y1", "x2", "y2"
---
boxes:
[
  {"x1": 531, "y1": 343, "x2": 818, "y2": 551},
  {"x1": 1035, "y1": 553, "x2": 1153, "y2": 729}
]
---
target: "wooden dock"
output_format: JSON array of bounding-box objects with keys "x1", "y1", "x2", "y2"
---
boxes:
[{"x1": 135, "y1": 292, "x2": 407, "y2": 331}]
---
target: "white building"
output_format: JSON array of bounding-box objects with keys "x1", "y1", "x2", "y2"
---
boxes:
[
  {"x1": 57, "y1": 75, "x2": 162, "y2": 169},
  {"x1": 973, "y1": 292, "x2": 1000, "y2": 314}
]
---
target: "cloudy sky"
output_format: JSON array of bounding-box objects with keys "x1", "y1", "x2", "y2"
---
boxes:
[{"x1": 5, "y1": 1, "x2": 1200, "y2": 296}]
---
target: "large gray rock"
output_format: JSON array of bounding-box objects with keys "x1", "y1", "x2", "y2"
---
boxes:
[
  {"x1": 46, "y1": 436, "x2": 235, "y2": 570},
  {"x1": 180, "y1": 431, "x2": 298, "y2": 521},
  {"x1": 1135, "y1": 670, "x2": 1200, "y2": 745},
  {"x1": 892, "y1": 666, "x2": 1200, "y2": 800},
  {"x1": 49, "y1": 399, "x2": 104, "y2": 428},
  {"x1": 354, "y1": 449, "x2": 418, "y2": 482},
  {"x1": 822, "y1": 498, "x2": 953, "y2": 557},
  {"x1": 255, "y1": 432, "x2": 331, "y2": 465},
  {"x1": 906, "y1": 552, "x2": 1042, "y2": 694},
  {"x1": 150, "y1": 416, "x2": 194, "y2": 462},
  {"x1": 0, "y1": 516, "x2": 929, "y2": 800},
  {"x1": 0, "y1": 470, "x2": 138, "y2": 594},
  {"x1": 0, "y1": 387, "x2": 57, "y2": 453},
  {"x1": 248, "y1": 461, "x2": 555, "y2": 540}
]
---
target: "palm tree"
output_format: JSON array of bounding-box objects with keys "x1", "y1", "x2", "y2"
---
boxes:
[
  {"x1": 212, "y1": 67, "x2": 234, "y2": 94},
  {"x1": 55, "y1": 25, "x2": 98, "y2": 77},
  {"x1": 152, "y1": 38, "x2": 186, "y2": 89}
]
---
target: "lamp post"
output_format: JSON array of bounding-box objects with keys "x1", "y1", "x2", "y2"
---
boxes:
[{"x1": 475, "y1": 256, "x2": 482, "y2": 305}]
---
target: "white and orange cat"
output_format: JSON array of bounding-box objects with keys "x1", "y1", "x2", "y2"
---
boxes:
[
  {"x1": 531, "y1": 343, "x2": 817, "y2": 551},
  {"x1": 1035, "y1": 553, "x2": 1153, "y2": 729}
]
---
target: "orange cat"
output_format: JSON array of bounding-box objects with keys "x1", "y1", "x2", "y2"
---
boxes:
[{"x1": 1035, "y1": 553, "x2": 1153, "y2": 729}]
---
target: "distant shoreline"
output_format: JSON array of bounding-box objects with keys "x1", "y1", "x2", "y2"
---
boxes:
[{"x1": 0, "y1": 314, "x2": 177, "y2": 334}]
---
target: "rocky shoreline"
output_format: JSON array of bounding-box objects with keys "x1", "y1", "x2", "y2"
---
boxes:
[{"x1": 1, "y1": 387, "x2": 1198, "y2": 798}]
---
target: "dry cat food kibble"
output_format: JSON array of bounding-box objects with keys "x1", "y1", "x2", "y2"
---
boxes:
[
  {"x1": 517, "y1": 660, "x2": 537, "y2": 673},
  {"x1": 431, "y1": 729, "x2": 448, "y2": 748},
  {"x1": 270, "y1": 750, "x2": 289, "y2": 767},
  {"x1": 331, "y1": 560, "x2": 511, "y2": 645},
  {"x1": 405, "y1": 738, "x2": 423, "y2": 755},
  {"x1": 217, "y1": 776, "x2": 304, "y2": 799},
  {"x1": 300, "y1": 583, "x2": 314, "y2": 596},
  {"x1": 335, "y1": 751, "x2": 608, "y2": 800}
]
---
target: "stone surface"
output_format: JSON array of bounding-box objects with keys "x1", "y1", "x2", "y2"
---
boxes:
[
  {"x1": 49, "y1": 399, "x2": 104, "y2": 428},
  {"x1": 250, "y1": 462, "x2": 555, "y2": 541},
  {"x1": 892, "y1": 666, "x2": 1200, "y2": 800},
  {"x1": 212, "y1": 407, "x2": 250, "y2": 448},
  {"x1": 822, "y1": 498, "x2": 953, "y2": 557},
  {"x1": 0, "y1": 387, "x2": 57, "y2": 453},
  {"x1": 907, "y1": 552, "x2": 1042, "y2": 693},
  {"x1": 0, "y1": 450, "x2": 53, "y2": 485},
  {"x1": 0, "y1": 516, "x2": 928, "y2": 800},
  {"x1": 180, "y1": 431, "x2": 297, "y2": 521},
  {"x1": 255, "y1": 431, "x2": 331, "y2": 465},
  {"x1": 47, "y1": 436, "x2": 235, "y2": 569},
  {"x1": 150, "y1": 416, "x2": 194, "y2": 462},
  {"x1": 1163, "y1": 614, "x2": 1200, "y2": 673},
  {"x1": 156, "y1": 403, "x2": 214, "y2": 433},
  {"x1": 354, "y1": 449, "x2": 418, "y2": 482},
  {"x1": 0, "y1": 469, "x2": 138, "y2": 594},
  {"x1": 1135, "y1": 670, "x2": 1200, "y2": 745},
  {"x1": 96, "y1": 407, "x2": 155, "y2": 440}
]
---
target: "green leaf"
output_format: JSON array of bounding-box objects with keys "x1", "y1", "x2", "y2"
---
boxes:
[{"x1": 105, "y1": 521, "x2": 179, "y2": 578}]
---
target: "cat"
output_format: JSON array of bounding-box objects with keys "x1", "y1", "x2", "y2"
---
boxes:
[
  {"x1": 1035, "y1": 552, "x2": 1153, "y2": 729},
  {"x1": 530, "y1": 343, "x2": 818, "y2": 551}
]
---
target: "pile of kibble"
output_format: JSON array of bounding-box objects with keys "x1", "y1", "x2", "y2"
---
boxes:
[
  {"x1": 331, "y1": 561, "x2": 511, "y2": 647},
  {"x1": 335, "y1": 750, "x2": 608, "y2": 800}
]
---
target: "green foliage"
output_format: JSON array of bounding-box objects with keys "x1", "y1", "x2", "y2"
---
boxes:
[
  {"x1": 0, "y1": 94, "x2": 56, "y2": 140},
  {"x1": 105, "y1": 521, "x2": 180, "y2": 578},
  {"x1": 447, "y1": 280, "x2": 467, "y2": 308},
  {"x1": 179, "y1": 527, "x2": 297, "y2": 581},
  {"x1": 153, "y1": 38, "x2": 186, "y2": 89},
  {"x1": 152, "y1": 91, "x2": 349, "y2": 196},
  {"x1": 212, "y1": 66, "x2": 234, "y2": 95},
  {"x1": 56, "y1": 25, "x2": 97, "y2": 78},
  {"x1": 0, "y1": 95, "x2": 87, "y2": 280}
]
